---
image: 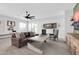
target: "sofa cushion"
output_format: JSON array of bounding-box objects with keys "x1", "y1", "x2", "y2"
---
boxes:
[
  {"x1": 30, "y1": 32, "x2": 35, "y2": 37},
  {"x1": 20, "y1": 32, "x2": 26, "y2": 39},
  {"x1": 23, "y1": 32, "x2": 35, "y2": 37},
  {"x1": 24, "y1": 32, "x2": 29, "y2": 37}
]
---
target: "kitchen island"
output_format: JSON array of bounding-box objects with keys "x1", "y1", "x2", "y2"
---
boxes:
[{"x1": 66, "y1": 33, "x2": 79, "y2": 55}]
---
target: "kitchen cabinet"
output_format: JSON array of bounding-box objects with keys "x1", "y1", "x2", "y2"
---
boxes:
[{"x1": 66, "y1": 34, "x2": 79, "y2": 55}]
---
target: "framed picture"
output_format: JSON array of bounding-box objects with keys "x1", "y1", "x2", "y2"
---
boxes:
[{"x1": 7, "y1": 21, "x2": 15, "y2": 26}]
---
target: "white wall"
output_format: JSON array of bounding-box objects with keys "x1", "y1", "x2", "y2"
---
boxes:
[
  {"x1": 30, "y1": 12, "x2": 66, "y2": 39},
  {"x1": 0, "y1": 8, "x2": 74, "y2": 40},
  {"x1": 0, "y1": 14, "x2": 27, "y2": 34}
]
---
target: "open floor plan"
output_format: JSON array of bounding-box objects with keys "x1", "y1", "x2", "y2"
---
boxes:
[{"x1": 0, "y1": 3, "x2": 79, "y2": 55}]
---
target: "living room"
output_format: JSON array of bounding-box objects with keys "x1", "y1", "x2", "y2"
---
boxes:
[{"x1": 0, "y1": 3, "x2": 79, "y2": 55}]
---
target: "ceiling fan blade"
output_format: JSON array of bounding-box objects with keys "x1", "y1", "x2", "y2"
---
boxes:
[
  {"x1": 30, "y1": 16, "x2": 35, "y2": 18},
  {"x1": 25, "y1": 15, "x2": 28, "y2": 18},
  {"x1": 25, "y1": 14, "x2": 30, "y2": 18},
  {"x1": 25, "y1": 11, "x2": 29, "y2": 16},
  {"x1": 24, "y1": 11, "x2": 35, "y2": 20},
  {"x1": 27, "y1": 14, "x2": 30, "y2": 17},
  {"x1": 26, "y1": 11, "x2": 28, "y2": 14},
  {"x1": 30, "y1": 16, "x2": 35, "y2": 19}
]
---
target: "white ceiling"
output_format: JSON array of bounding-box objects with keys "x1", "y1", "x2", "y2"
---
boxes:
[{"x1": 0, "y1": 3, "x2": 76, "y2": 20}]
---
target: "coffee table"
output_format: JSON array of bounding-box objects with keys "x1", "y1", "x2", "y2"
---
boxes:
[{"x1": 27, "y1": 35, "x2": 49, "y2": 54}]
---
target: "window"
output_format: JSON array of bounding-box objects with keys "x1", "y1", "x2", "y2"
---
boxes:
[
  {"x1": 28, "y1": 23, "x2": 38, "y2": 33},
  {"x1": 28, "y1": 23, "x2": 32, "y2": 31},
  {"x1": 35, "y1": 24, "x2": 38, "y2": 33},
  {"x1": 31, "y1": 23, "x2": 35, "y2": 32},
  {"x1": 19, "y1": 22, "x2": 26, "y2": 29}
]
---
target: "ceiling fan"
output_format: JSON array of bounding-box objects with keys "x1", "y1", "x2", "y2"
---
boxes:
[{"x1": 24, "y1": 11, "x2": 35, "y2": 20}]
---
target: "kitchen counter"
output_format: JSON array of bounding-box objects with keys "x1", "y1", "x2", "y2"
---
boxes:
[
  {"x1": 68, "y1": 33, "x2": 79, "y2": 40},
  {"x1": 67, "y1": 33, "x2": 79, "y2": 55}
]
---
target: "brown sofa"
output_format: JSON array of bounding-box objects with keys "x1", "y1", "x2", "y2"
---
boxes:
[{"x1": 11, "y1": 32, "x2": 35, "y2": 48}]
